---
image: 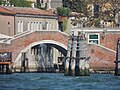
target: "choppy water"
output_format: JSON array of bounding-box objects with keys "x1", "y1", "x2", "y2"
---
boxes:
[{"x1": 0, "y1": 73, "x2": 120, "y2": 90}]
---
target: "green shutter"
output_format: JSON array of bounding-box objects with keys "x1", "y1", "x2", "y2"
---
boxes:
[{"x1": 89, "y1": 34, "x2": 98, "y2": 39}]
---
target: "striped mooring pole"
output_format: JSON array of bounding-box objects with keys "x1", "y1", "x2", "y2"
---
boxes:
[
  {"x1": 115, "y1": 38, "x2": 120, "y2": 76},
  {"x1": 64, "y1": 31, "x2": 90, "y2": 76}
]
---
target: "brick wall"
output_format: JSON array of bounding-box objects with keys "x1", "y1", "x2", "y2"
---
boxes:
[
  {"x1": 0, "y1": 31, "x2": 68, "y2": 62},
  {"x1": 88, "y1": 32, "x2": 120, "y2": 70},
  {"x1": 88, "y1": 44, "x2": 116, "y2": 70}
]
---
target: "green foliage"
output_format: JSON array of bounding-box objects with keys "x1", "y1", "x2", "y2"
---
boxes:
[
  {"x1": 35, "y1": 2, "x2": 47, "y2": 10},
  {"x1": 0, "y1": 0, "x2": 6, "y2": 5},
  {"x1": 9, "y1": 0, "x2": 32, "y2": 7},
  {"x1": 35, "y1": 3, "x2": 41, "y2": 9},
  {"x1": 0, "y1": 0, "x2": 2, "y2": 5},
  {"x1": 63, "y1": 0, "x2": 87, "y2": 14},
  {"x1": 57, "y1": 7, "x2": 70, "y2": 16},
  {"x1": 94, "y1": 19, "x2": 100, "y2": 27}
]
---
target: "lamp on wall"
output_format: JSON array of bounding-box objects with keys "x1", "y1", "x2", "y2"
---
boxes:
[{"x1": 8, "y1": 22, "x2": 10, "y2": 35}]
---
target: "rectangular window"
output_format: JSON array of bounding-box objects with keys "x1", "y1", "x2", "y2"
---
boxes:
[
  {"x1": 50, "y1": 22, "x2": 54, "y2": 30},
  {"x1": 49, "y1": 22, "x2": 54, "y2": 30},
  {"x1": 27, "y1": 22, "x2": 30, "y2": 31},
  {"x1": 39, "y1": 22, "x2": 42, "y2": 30},
  {"x1": 36, "y1": 22, "x2": 39, "y2": 30},
  {"x1": 33, "y1": 22, "x2": 36, "y2": 30},
  {"x1": 88, "y1": 33, "x2": 99, "y2": 44},
  {"x1": 21, "y1": 21, "x2": 23, "y2": 32},
  {"x1": 18, "y1": 21, "x2": 20, "y2": 33},
  {"x1": 42, "y1": 21, "x2": 47, "y2": 30},
  {"x1": 31, "y1": 22, "x2": 33, "y2": 31}
]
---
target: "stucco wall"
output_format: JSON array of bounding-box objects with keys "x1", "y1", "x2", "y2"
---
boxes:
[
  {"x1": 15, "y1": 16, "x2": 58, "y2": 35},
  {"x1": 0, "y1": 14, "x2": 14, "y2": 36}
]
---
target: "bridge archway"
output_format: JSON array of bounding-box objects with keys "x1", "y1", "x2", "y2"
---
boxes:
[
  {"x1": 15, "y1": 40, "x2": 67, "y2": 62},
  {"x1": 14, "y1": 40, "x2": 67, "y2": 69},
  {"x1": 23, "y1": 40, "x2": 67, "y2": 55}
]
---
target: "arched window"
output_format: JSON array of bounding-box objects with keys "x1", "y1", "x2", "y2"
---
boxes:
[{"x1": 17, "y1": 20, "x2": 23, "y2": 34}]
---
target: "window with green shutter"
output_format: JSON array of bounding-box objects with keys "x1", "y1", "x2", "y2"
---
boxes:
[{"x1": 88, "y1": 33, "x2": 99, "y2": 44}]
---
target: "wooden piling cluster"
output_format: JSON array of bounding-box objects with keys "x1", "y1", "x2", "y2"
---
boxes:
[
  {"x1": 0, "y1": 52, "x2": 12, "y2": 74},
  {"x1": 115, "y1": 38, "x2": 120, "y2": 76},
  {"x1": 65, "y1": 32, "x2": 90, "y2": 76}
]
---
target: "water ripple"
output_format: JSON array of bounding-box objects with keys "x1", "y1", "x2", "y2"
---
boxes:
[{"x1": 0, "y1": 73, "x2": 120, "y2": 90}]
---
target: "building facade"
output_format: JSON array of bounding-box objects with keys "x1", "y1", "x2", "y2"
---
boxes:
[
  {"x1": 0, "y1": 6, "x2": 62, "y2": 72},
  {"x1": 1, "y1": 6, "x2": 58, "y2": 35},
  {"x1": 0, "y1": 6, "x2": 14, "y2": 36},
  {"x1": 71, "y1": 28, "x2": 120, "y2": 71}
]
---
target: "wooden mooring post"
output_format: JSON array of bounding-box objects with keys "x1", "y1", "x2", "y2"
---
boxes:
[
  {"x1": 115, "y1": 38, "x2": 120, "y2": 76},
  {"x1": 64, "y1": 31, "x2": 90, "y2": 76},
  {"x1": 64, "y1": 35, "x2": 72, "y2": 76},
  {"x1": 21, "y1": 52, "x2": 29, "y2": 73}
]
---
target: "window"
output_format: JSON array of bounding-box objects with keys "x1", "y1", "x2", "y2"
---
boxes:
[
  {"x1": 31, "y1": 22, "x2": 33, "y2": 31},
  {"x1": 8, "y1": 22, "x2": 10, "y2": 34},
  {"x1": 49, "y1": 22, "x2": 54, "y2": 30},
  {"x1": 39, "y1": 22, "x2": 42, "y2": 30},
  {"x1": 36, "y1": 22, "x2": 39, "y2": 30},
  {"x1": 94, "y1": 4, "x2": 99, "y2": 18},
  {"x1": 18, "y1": 21, "x2": 20, "y2": 33},
  {"x1": 27, "y1": 22, "x2": 30, "y2": 31},
  {"x1": 33, "y1": 22, "x2": 36, "y2": 30},
  {"x1": 42, "y1": 21, "x2": 48, "y2": 30},
  {"x1": 28, "y1": 22, "x2": 40, "y2": 31},
  {"x1": 88, "y1": 33, "x2": 99, "y2": 44},
  {"x1": 17, "y1": 20, "x2": 23, "y2": 34},
  {"x1": 21, "y1": 21, "x2": 23, "y2": 32},
  {"x1": 48, "y1": 22, "x2": 54, "y2": 30}
]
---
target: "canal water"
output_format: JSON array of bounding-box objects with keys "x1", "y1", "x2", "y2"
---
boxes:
[{"x1": 0, "y1": 73, "x2": 120, "y2": 90}]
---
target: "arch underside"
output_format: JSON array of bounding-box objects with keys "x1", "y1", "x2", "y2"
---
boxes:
[{"x1": 23, "y1": 40, "x2": 67, "y2": 55}]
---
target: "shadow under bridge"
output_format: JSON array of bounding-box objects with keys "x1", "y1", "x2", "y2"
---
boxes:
[{"x1": 16, "y1": 40, "x2": 67, "y2": 73}]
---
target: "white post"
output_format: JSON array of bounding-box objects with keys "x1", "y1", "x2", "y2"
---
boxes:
[
  {"x1": 115, "y1": 38, "x2": 120, "y2": 76},
  {"x1": 70, "y1": 36, "x2": 77, "y2": 76},
  {"x1": 64, "y1": 36, "x2": 72, "y2": 75},
  {"x1": 78, "y1": 32, "x2": 90, "y2": 76}
]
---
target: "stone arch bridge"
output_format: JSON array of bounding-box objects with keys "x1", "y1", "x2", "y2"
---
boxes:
[
  {"x1": 0, "y1": 30, "x2": 68, "y2": 71},
  {"x1": 0, "y1": 30, "x2": 116, "y2": 72}
]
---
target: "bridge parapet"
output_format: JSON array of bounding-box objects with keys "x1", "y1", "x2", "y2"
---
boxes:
[{"x1": 13, "y1": 30, "x2": 68, "y2": 40}]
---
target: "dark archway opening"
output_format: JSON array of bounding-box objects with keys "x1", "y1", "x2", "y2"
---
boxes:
[{"x1": 20, "y1": 43, "x2": 67, "y2": 73}]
